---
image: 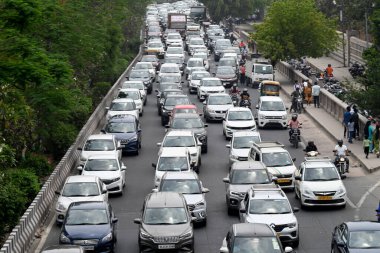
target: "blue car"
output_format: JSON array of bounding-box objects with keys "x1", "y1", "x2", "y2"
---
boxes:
[
  {"x1": 102, "y1": 114, "x2": 142, "y2": 155},
  {"x1": 59, "y1": 201, "x2": 118, "y2": 253}
]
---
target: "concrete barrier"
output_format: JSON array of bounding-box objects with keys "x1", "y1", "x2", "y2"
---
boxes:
[{"x1": 0, "y1": 43, "x2": 143, "y2": 253}]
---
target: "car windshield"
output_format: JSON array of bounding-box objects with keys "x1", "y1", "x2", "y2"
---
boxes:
[
  {"x1": 163, "y1": 136, "x2": 195, "y2": 147},
  {"x1": 106, "y1": 122, "x2": 136, "y2": 133},
  {"x1": 188, "y1": 60, "x2": 203, "y2": 67},
  {"x1": 149, "y1": 26, "x2": 160, "y2": 32},
  {"x1": 141, "y1": 56, "x2": 157, "y2": 62},
  {"x1": 117, "y1": 91, "x2": 140, "y2": 100},
  {"x1": 262, "y1": 84, "x2": 280, "y2": 92},
  {"x1": 254, "y1": 65, "x2": 273, "y2": 74},
  {"x1": 66, "y1": 209, "x2": 108, "y2": 225},
  {"x1": 202, "y1": 80, "x2": 222, "y2": 86},
  {"x1": 165, "y1": 58, "x2": 182, "y2": 64},
  {"x1": 160, "y1": 84, "x2": 180, "y2": 91},
  {"x1": 217, "y1": 67, "x2": 235, "y2": 75},
  {"x1": 231, "y1": 170, "x2": 270, "y2": 184},
  {"x1": 303, "y1": 167, "x2": 340, "y2": 181},
  {"x1": 84, "y1": 139, "x2": 115, "y2": 151},
  {"x1": 168, "y1": 34, "x2": 181, "y2": 40},
  {"x1": 232, "y1": 237, "x2": 282, "y2": 253},
  {"x1": 208, "y1": 96, "x2": 232, "y2": 105},
  {"x1": 260, "y1": 101, "x2": 285, "y2": 111},
  {"x1": 219, "y1": 59, "x2": 236, "y2": 66},
  {"x1": 233, "y1": 136, "x2": 260, "y2": 148},
  {"x1": 192, "y1": 72, "x2": 210, "y2": 80},
  {"x1": 84, "y1": 159, "x2": 119, "y2": 171},
  {"x1": 130, "y1": 71, "x2": 150, "y2": 79},
  {"x1": 62, "y1": 182, "x2": 100, "y2": 197},
  {"x1": 167, "y1": 47, "x2": 183, "y2": 54},
  {"x1": 262, "y1": 152, "x2": 293, "y2": 167},
  {"x1": 175, "y1": 108, "x2": 197, "y2": 114},
  {"x1": 193, "y1": 53, "x2": 207, "y2": 60},
  {"x1": 160, "y1": 75, "x2": 181, "y2": 83},
  {"x1": 143, "y1": 207, "x2": 188, "y2": 225},
  {"x1": 157, "y1": 157, "x2": 189, "y2": 171},
  {"x1": 249, "y1": 199, "x2": 291, "y2": 214},
  {"x1": 122, "y1": 82, "x2": 144, "y2": 90},
  {"x1": 172, "y1": 118, "x2": 203, "y2": 129},
  {"x1": 148, "y1": 42, "x2": 163, "y2": 48},
  {"x1": 165, "y1": 97, "x2": 190, "y2": 106},
  {"x1": 110, "y1": 102, "x2": 136, "y2": 111},
  {"x1": 161, "y1": 66, "x2": 180, "y2": 73},
  {"x1": 187, "y1": 31, "x2": 200, "y2": 36},
  {"x1": 228, "y1": 111, "x2": 253, "y2": 121},
  {"x1": 160, "y1": 179, "x2": 201, "y2": 194},
  {"x1": 190, "y1": 39, "x2": 204, "y2": 45},
  {"x1": 135, "y1": 63, "x2": 152, "y2": 70},
  {"x1": 349, "y1": 231, "x2": 380, "y2": 248}
]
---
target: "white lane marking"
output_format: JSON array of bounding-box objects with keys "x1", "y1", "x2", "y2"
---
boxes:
[
  {"x1": 346, "y1": 197, "x2": 357, "y2": 209},
  {"x1": 356, "y1": 180, "x2": 380, "y2": 208},
  {"x1": 34, "y1": 213, "x2": 56, "y2": 252}
]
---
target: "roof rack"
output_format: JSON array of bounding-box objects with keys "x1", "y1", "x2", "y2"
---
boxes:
[
  {"x1": 304, "y1": 157, "x2": 331, "y2": 162},
  {"x1": 251, "y1": 184, "x2": 285, "y2": 197},
  {"x1": 252, "y1": 141, "x2": 284, "y2": 149}
]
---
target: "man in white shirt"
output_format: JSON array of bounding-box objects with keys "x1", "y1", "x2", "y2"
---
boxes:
[
  {"x1": 334, "y1": 139, "x2": 349, "y2": 172},
  {"x1": 312, "y1": 81, "x2": 321, "y2": 108}
]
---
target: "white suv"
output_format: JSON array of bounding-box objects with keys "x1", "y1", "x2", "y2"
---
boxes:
[
  {"x1": 226, "y1": 131, "x2": 261, "y2": 167},
  {"x1": 255, "y1": 96, "x2": 288, "y2": 129},
  {"x1": 239, "y1": 184, "x2": 300, "y2": 247},
  {"x1": 197, "y1": 77, "x2": 225, "y2": 101},
  {"x1": 117, "y1": 88, "x2": 143, "y2": 116},
  {"x1": 223, "y1": 108, "x2": 256, "y2": 139},
  {"x1": 294, "y1": 157, "x2": 347, "y2": 208}
]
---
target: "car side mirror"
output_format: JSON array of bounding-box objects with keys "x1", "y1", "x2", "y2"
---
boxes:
[
  {"x1": 271, "y1": 176, "x2": 278, "y2": 182},
  {"x1": 55, "y1": 190, "x2": 61, "y2": 195},
  {"x1": 152, "y1": 188, "x2": 158, "y2": 193},
  {"x1": 292, "y1": 158, "x2": 296, "y2": 162},
  {"x1": 293, "y1": 207, "x2": 300, "y2": 213},
  {"x1": 121, "y1": 165, "x2": 127, "y2": 171},
  {"x1": 112, "y1": 218, "x2": 119, "y2": 223},
  {"x1": 239, "y1": 207, "x2": 245, "y2": 213},
  {"x1": 191, "y1": 161, "x2": 196, "y2": 167},
  {"x1": 223, "y1": 177, "x2": 230, "y2": 183},
  {"x1": 156, "y1": 142, "x2": 162, "y2": 147},
  {"x1": 152, "y1": 163, "x2": 157, "y2": 168},
  {"x1": 226, "y1": 144, "x2": 231, "y2": 148},
  {"x1": 133, "y1": 218, "x2": 142, "y2": 224},
  {"x1": 233, "y1": 101, "x2": 237, "y2": 106},
  {"x1": 284, "y1": 247, "x2": 293, "y2": 253},
  {"x1": 102, "y1": 188, "x2": 108, "y2": 194},
  {"x1": 77, "y1": 147, "x2": 83, "y2": 151},
  {"x1": 202, "y1": 188, "x2": 210, "y2": 193},
  {"x1": 336, "y1": 241, "x2": 345, "y2": 247},
  {"x1": 255, "y1": 105, "x2": 259, "y2": 109},
  {"x1": 100, "y1": 129, "x2": 106, "y2": 134},
  {"x1": 220, "y1": 247, "x2": 229, "y2": 253},
  {"x1": 117, "y1": 146, "x2": 122, "y2": 150},
  {"x1": 294, "y1": 175, "x2": 301, "y2": 181},
  {"x1": 191, "y1": 217, "x2": 197, "y2": 222},
  {"x1": 203, "y1": 101, "x2": 206, "y2": 105},
  {"x1": 77, "y1": 165, "x2": 83, "y2": 171}
]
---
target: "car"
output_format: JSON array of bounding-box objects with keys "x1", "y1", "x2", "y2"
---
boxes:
[
  {"x1": 155, "y1": 171, "x2": 209, "y2": 225},
  {"x1": 214, "y1": 66, "x2": 238, "y2": 88},
  {"x1": 197, "y1": 77, "x2": 225, "y2": 101},
  {"x1": 223, "y1": 107, "x2": 257, "y2": 139},
  {"x1": 220, "y1": 223, "x2": 294, "y2": 253},
  {"x1": 226, "y1": 131, "x2": 262, "y2": 166},
  {"x1": 145, "y1": 40, "x2": 165, "y2": 59},
  {"x1": 239, "y1": 185, "x2": 300, "y2": 247},
  {"x1": 193, "y1": 52, "x2": 209, "y2": 71},
  {"x1": 158, "y1": 63, "x2": 181, "y2": 81},
  {"x1": 218, "y1": 57, "x2": 238, "y2": 73},
  {"x1": 188, "y1": 71, "x2": 211, "y2": 94},
  {"x1": 59, "y1": 201, "x2": 118, "y2": 252},
  {"x1": 102, "y1": 114, "x2": 142, "y2": 155},
  {"x1": 78, "y1": 155, "x2": 127, "y2": 195},
  {"x1": 127, "y1": 69, "x2": 153, "y2": 94},
  {"x1": 158, "y1": 73, "x2": 183, "y2": 87},
  {"x1": 134, "y1": 192, "x2": 195, "y2": 253},
  {"x1": 203, "y1": 93, "x2": 234, "y2": 122},
  {"x1": 165, "y1": 46, "x2": 185, "y2": 60},
  {"x1": 223, "y1": 161, "x2": 273, "y2": 215},
  {"x1": 331, "y1": 221, "x2": 380, "y2": 252},
  {"x1": 185, "y1": 58, "x2": 205, "y2": 78},
  {"x1": 55, "y1": 175, "x2": 108, "y2": 224},
  {"x1": 152, "y1": 148, "x2": 193, "y2": 187},
  {"x1": 214, "y1": 39, "x2": 232, "y2": 61},
  {"x1": 133, "y1": 62, "x2": 155, "y2": 80},
  {"x1": 160, "y1": 94, "x2": 192, "y2": 126},
  {"x1": 171, "y1": 104, "x2": 198, "y2": 118},
  {"x1": 255, "y1": 96, "x2": 288, "y2": 129},
  {"x1": 106, "y1": 98, "x2": 139, "y2": 120},
  {"x1": 141, "y1": 54, "x2": 160, "y2": 70},
  {"x1": 77, "y1": 134, "x2": 121, "y2": 166},
  {"x1": 163, "y1": 56, "x2": 185, "y2": 74},
  {"x1": 248, "y1": 142, "x2": 297, "y2": 190},
  {"x1": 40, "y1": 245, "x2": 84, "y2": 253},
  {"x1": 168, "y1": 113, "x2": 208, "y2": 153},
  {"x1": 116, "y1": 88, "x2": 143, "y2": 116},
  {"x1": 157, "y1": 130, "x2": 202, "y2": 172},
  {"x1": 156, "y1": 88, "x2": 183, "y2": 115},
  {"x1": 294, "y1": 157, "x2": 347, "y2": 208},
  {"x1": 165, "y1": 32, "x2": 183, "y2": 47},
  {"x1": 121, "y1": 81, "x2": 147, "y2": 105},
  {"x1": 188, "y1": 37, "x2": 205, "y2": 55},
  {"x1": 147, "y1": 26, "x2": 162, "y2": 39}
]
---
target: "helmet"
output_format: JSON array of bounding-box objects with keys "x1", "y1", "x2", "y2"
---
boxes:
[
  {"x1": 337, "y1": 139, "x2": 343, "y2": 146},
  {"x1": 292, "y1": 114, "x2": 298, "y2": 120},
  {"x1": 308, "y1": 141, "x2": 314, "y2": 146},
  {"x1": 243, "y1": 88, "x2": 248, "y2": 92}
]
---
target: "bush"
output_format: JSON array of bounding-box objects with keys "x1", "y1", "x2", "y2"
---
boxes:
[
  {"x1": 19, "y1": 153, "x2": 53, "y2": 179},
  {"x1": 4, "y1": 169, "x2": 40, "y2": 202},
  {"x1": 91, "y1": 82, "x2": 112, "y2": 106}
]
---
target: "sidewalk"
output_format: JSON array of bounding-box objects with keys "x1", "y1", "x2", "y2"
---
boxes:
[{"x1": 306, "y1": 57, "x2": 353, "y2": 83}]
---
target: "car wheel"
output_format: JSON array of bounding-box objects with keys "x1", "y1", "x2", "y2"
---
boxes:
[
  {"x1": 198, "y1": 157, "x2": 201, "y2": 167},
  {"x1": 161, "y1": 117, "x2": 165, "y2": 126},
  {"x1": 202, "y1": 146, "x2": 208, "y2": 154},
  {"x1": 202, "y1": 218, "x2": 207, "y2": 227},
  {"x1": 144, "y1": 99, "x2": 147, "y2": 106},
  {"x1": 158, "y1": 109, "x2": 161, "y2": 116}
]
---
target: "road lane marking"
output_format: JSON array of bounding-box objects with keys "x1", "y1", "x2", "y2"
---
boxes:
[
  {"x1": 35, "y1": 213, "x2": 56, "y2": 252},
  {"x1": 353, "y1": 180, "x2": 380, "y2": 220}
]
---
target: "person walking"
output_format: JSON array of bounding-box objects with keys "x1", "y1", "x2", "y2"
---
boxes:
[
  {"x1": 351, "y1": 108, "x2": 360, "y2": 139},
  {"x1": 364, "y1": 117, "x2": 372, "y2": 141},
  {"x1": 343, "y1": 106, "x2": 352, "y2": 139},
  {"x1": 363, "y1": 135, "x2": 370, "y2": 158},
  {"x1": 304, "y1": 82, "x2": 312, "y2": 106},
  {"x1": 369, "y1": 120, "x2": 375, "y2": 152},
  {"x1": 348, "y1": 118, "x2": 355, "y2": 143},
  {"x1": 312, "y1": 81, "x2": 320, "y2": 108},
  {"x1": 373, "y1": 123, "x2": 380, "y2": 158},
  {"x1": 293, "y1": 80, "x2": 301, "y2": 90}
]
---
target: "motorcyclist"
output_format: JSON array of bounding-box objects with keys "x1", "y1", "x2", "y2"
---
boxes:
[
  {"x1": 333, "y1": 139, "x2": 350, "y2": 172},
  {"x1": 239, "y1": 88, "x2": 251, "y2": 107},
  {"x1": 229, "y1": 83, "x2": 240, "y2": 94},
  {"x1": 288, "y1": 114, "x2": 301, "y2": 139},
  {"x1": 305, "y1": 141, "x2": 318, "y2": 153},
  {"x1": 290, "y1": 87, "x2": 302, "y2": 112}
]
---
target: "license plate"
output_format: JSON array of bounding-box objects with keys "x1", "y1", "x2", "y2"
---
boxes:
[
  {"x1": 158, "y1": 244, "x2": 175, "y2": 249},
  {"x1": 277, "y1": 178, "x2": 290, "y2": 183},
  {"x1": 269, "y1": 120, "x2": 278, "y2": 122},
  {"x1": 318, "y1": 196, "x2": 333, "y2": 200},
  {"x1": 82, "y1": 246, "x2": 95, "y2": 250}
]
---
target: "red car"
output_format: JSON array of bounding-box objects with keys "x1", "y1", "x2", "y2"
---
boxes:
[{"x1": 170, "y1": 104, "x2": 199, "y2": 119}]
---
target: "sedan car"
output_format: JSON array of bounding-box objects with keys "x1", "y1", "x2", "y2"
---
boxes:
[
  {"x1": 160, "y1": 94, "x2": 192, "y2": 126},
  {"x1": 133, "y1": 62, "x2": 155, "y2": 80},
  {"x1": 141, "y1": 54, "x2": 160, "y2": 70},
  {"x1": 158, "y1": 63, "x2": 181, "y2": 81},
  {"x1": 197, "y1": 77, "x2": 225, "y2": 101},
  {"x1": 171, "y1": 105, "x2": 198, "y2": 118},
  {"x1": 193, "y1": 52, "x2": 210, "y2": 71},
  {"x1": 188, "y1": 71, "x2": 211, "y2": 94},
  {"x1": 156, "y1": 88, "x2": 183, "y2": 115},
  {"x1": 117, "y1": 88, "x2": 143, "y2": 116},
  {"x1": 55, "y1": 175, "x2": 108, "y2": 224},
  {"x1": 223, "y1": 107, "x2": 257, "y2": 139},
  {"x1": 226, "y1": 131, "x2": 261, "y2": 167},
  {"x1": 165, "y1": 46, "x2": 185, "y2": 60},
  {"x1": 121, "y1": 81, "x2": 147, "y2": 105},
  {"x1": 59, "y1": 201, "x2": 118, "y2": 252},
  {"x1": 127, "y1": 69, "x2": 153, "y2": 94},
  {"x1": 203, "y1": 93, "x2": 234, "y2": 122},
  {"x1": 214, "y1": 66, "x2": 238, "y2": 88},
  {"x1": 145, "y1": 40, "x2": 165, "y2": 59},
  {"x1": 164, "y1": 56, "x2": 185, "y2": 74},
  {"x1": 185, "y1": 58, "x2": 205, "y2": 78}
]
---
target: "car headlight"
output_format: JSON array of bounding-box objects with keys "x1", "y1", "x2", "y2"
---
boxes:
[
  {"x1": 129, "y1": 136, "x2": 138, "y2": 142},
  {"x1": 110, "y1": 177, "x2": 121, "y2": 183},
  {"x1": 140, "y1": 230, "x2": 152, "y2": 239},
  {"x1": 336, "y1": 187, "x2": 346, "y2": 196},
  {"x1": 56, "y1": 202, "x2": 67, "y2": 212},
  {"x1": 207, "y1": 108, "x2": 215, "y2": 113},
  {"x1": 60, "y1": 233, "x2": 71, "y2": 243},
  {"x1": 230, "y1": 191, "x2": 241, "y2": 196},
  {"x1": 259, "y1": 115, "x2": 265, "y2": 119},
  {"x1": 288, "y1": 222, "x2": 297, "y2": 228},
  {"x1": 282, "y1": 115, "x2": 287, "y2": 120},
  {"x1": 303, "y1": 188, "x2": 314, "y2": 196},
  {"x1": 101, "y1": 232, "x2": 113, "y2": 243},
  {"x1": 180, "y1": 229, "x2": 193, "y2": 239}
]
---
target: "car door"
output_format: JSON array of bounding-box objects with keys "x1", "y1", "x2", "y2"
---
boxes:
[
  {"x1": 332, "y1": 225, "x2": 347, "y2": 253},
  {"x1": 294, "y1": 165, "x2": 303, "y2": 194},
  {"x1": 99, "y1": 178, "x2": 109, "y2": 202}
]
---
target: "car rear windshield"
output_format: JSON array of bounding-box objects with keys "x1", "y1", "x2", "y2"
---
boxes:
[
  {"x1": 163, "y1": 136, "x2": 195, "y2": 147},
  {"x1": 249, "y1": 199, "x2": 291, "y2": 214},
  {"x1": 231, "y1": 169, "x2": 270, "y2": 184},
  {"x1": 157, "y1": 157, "x2": 189, "y2": 171},
  {"x1": 172, "y1": 118, "x2": 203, "y2": 129},
  {"x1": 208, "y1": 96, "x2": 232, "y2": 105},
  {"x1": 62, "y1": 182, "x2": 100, "y2": 197},
  {"x1": 66, "y1": 209, "x2": 108, "y2": 225},
  {"x1": 262, "y1": 152, "x2": 293, "y2": 167},
  {"x1": 160, "y1": 179, "x2": 201, "y2": 194},
  {"x1": 106, "y1": 122, "x2": 136, "y2": 133},
  {"x1": 164, "y1": 97, "x2": 190, "y2": 106},
  {"x1": 349, "y1": 231, "x2": 380, "y2": 248},
  {"x1": 84, "y1": 159, "x2": 119, "y2": 171},
  {"x1": 233, "y1": 136, "x2": 260, "y2": 148},
  {"x1": 117, "y1": 91, "x2": 140, "y2": 100},
  {"x1": 84, "y1": 139, "x2": 115, "y2": 151},
  {"x1": 110, "y1": 102, "x2": 136, "y2": 111},
  {"x1": 233, "y1": 237, "x2": 282, "y2": 253}
]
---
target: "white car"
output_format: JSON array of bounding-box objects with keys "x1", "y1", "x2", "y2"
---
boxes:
[
  {"x1": 55, "y1": 175, "x2": 108, "y2": 224},
  {"x1": 133, "y1": 62, "x2": 155, "y2": 80},
  {"x1": 203, "y1": 93, "x2": 234, "y2": 121},
  {"x1": 152, "y1": 148, "x2": 192, "y2": 187},
  {"x1": 226, "y1": 131, "x2": 261, "y2": 167},
  {"x1": 157, "y1": 130, "x2": 202, "y2": 172},
  {"x1": 197, "y1": 77, "x2": 225, "y2": 101},
  {"x1": 294, "y1": 157, "x2": 347, "y2": 208},
  {"x1": 255, "y1": 96, "x2": 288, "y2": 129},
  {"x1": 121, "y1": 81, "x2": 147, "y2": 105},
  {"x1": 117, "y1": 88, "x2": 143, "y2": 116},
  {"x1": 165, "y1": 32, "x2": 183, "y2": 47},
  {"x1": 158, "y1": 63, "x2": 181, "y2": 81},
  {"x1": 193, "y1": 46, "x2": 210, "y2": 56},
  {"x1": 185, "y1": 58, "x2": 205, "y2": 77},
  {"x1": 165, "y1": 46, "x2": 185, "y2": 60},
  {"x1": 223, "y1": 107, "x2": 257, "y2": 139},
  {"x1": 78, "y1": 154, "x2": 127, "y2": 195},
  {"x1": 145, "y1": 40, "x2": 165, "y2": 58},
  {"x1": 188, "y1": 37, "x2": 205, "y2": 55},
  {"x1": 188, "y1": 71, "x2": 211, "y2": 94},
  {"x1": 106, "y1": 98, "x2": 139, "y2": 121},
  {"x1": 78, "y1": 134, "x2": 121, "y2": 166},
  {"x1": 193, "y1": 52, "x2": 209, "y2": 71}
]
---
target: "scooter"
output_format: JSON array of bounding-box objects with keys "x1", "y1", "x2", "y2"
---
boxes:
[
  {"x1": 240, "y1": 99, "x2": 251, "y2": 109},
  {"x1": 333, "y1": 152, "x2": 349, "y2": 176},
  {"x1": 304, "y1": 150, "x2": 319, "y2": 157},
  {"x1": 289, "y1": 126, "x2": 302, "y2": 149}
]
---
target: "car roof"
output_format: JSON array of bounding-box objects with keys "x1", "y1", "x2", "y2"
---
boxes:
[
  {"x1": 146, "y1": 192, "x2": 185, "y2": 208},
  {"x1": 172, "y1": 113, "x2": 201, "y2": 119},
  {"x1": 261, "y1": 147, "x2": 288, "y2": 153},
  {"x1": 233, "y1": 223, "x2": 275, "y2": 237},
  {"x1": 108, "y1": 114, "x2": 137, "y2": 123},
  {"x1": 162, "y1": 171, "x2": 198, "y2": 180},
  {"x1": 161, "y1": 63, "x2": 180, "y2": 67},
  {"x1": 228, "y1": 107, "x2": 251, "y2": 112},
  {"x1": 166, "y1": 130, "x2": 194, "y2": 137},
  {"x1": 190, "y1": 37, "x2": 203, "y2": 41},
  {"x1": 69, "y1": 201, "x2": 108, "y2": 210},
  {"x1": 303, "y1": 158, "x2": 336, "y2": 168},
  {"x1": 111, "y1": 98, "x2": 135, "y2": 103},
  {"x1": 160, "y1": 147, "x2": 189, "y2": 157},
  {"x1": 167, "y1": 32, "x2": 181, "y2": 36},
  {"x1": 202, "y1": 77, "x2": 220, "y2": 81},
  {"x1": 119, "y1": 88, "x2": 140, "y2": 92},
  {"x1": 135, "y1": 62, "x2": 153, "y2": 66},
  {"x1": 249, "y1": 185, "x2": 287, "y2": 199},
  {"x1": 260, "y1": 96, "x2": 283, "y2": 102},
  {"x1": 131, "y1": 68, "x2": 149, "y2": 73},
  {"x1": 87, "y1": 154, "x2": 119, "y2": 160},
  {"x1": 233, "y1": 131, "x2": 260, "y2": 137},
  {"x1": 345, "y1": 221, "x2": 380, "y2": 231},
  {"x1": 166, "y1": 94, "x2": 188, "y2": 98},
  {"x1": 208, "y1": 93, "x2": 230, "y2": 97},
  {"x1": 187, "y1": 58, "x2": 203, "y2": 62},
  {"x1": 87, "y1": 134, "x2": 114, "y2": 140},
  {"x1": 66, "y1": 175, "x2": 100, "y2": 183},
  {"x1": 231, "y1": 161, "x2": 267, "y2": 171}
]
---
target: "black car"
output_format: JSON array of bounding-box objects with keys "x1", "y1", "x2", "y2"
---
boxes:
[
  {"x1": 128, "y1": 69, "x2": 153, "y2": 94},
  {"x1": 220, "y1": 223, "x2": 294, "y2": 253},
  {"x1": 160, "y1": 94, "x2": 191, "y2": 126},
  {"x1": 59, "y1": 201, "x2": 118, "y2": 253},
  {"x1": 134, "y1": 192, "x2": 195, "y2": 253},
  {"x1": 331, "y1": 221, "x2": 380, "y2": 252},
  {"x1": 156, "y1": 88, "x2": 183, "y2": 115}
]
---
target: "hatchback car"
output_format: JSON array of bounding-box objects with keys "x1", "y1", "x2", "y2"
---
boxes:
[
  {"x1": 55, "y1": 175, "x2": 108, "y2": 224},
  {"x1": 134, "y1": 192, "x2": 194, "y2": 252},
  {"x1": 117, "y1": 88, "x2": 143, "y2": 116},
  {"x1": 185, "y1": 58, "x2": 205, "y2": 78},
  {"x1": 133, "y1": 62, "x2": 155, "y2": 80},
  {"x1": 106, "y1": 98, "x2": 139, "y2": 120},
  {"x1": 156, "y1": 88, "x2": 183, "y2": 115},
  {"x1": 166, "y1": 32, "x2": 183, "y2": 47},
  {"x1": 165, "y1": 46, "x2": 185, "y2": 60},
  {"x1": 215, "y1": 66, "x2": 238, "y2": 88},
  {"x1": 60, "y1": 201, "x2": 118, "y2": 252},
  {"x1": 218, "y1": 57, "x2": 238, "y2": 73},
  {"x1": 164, "y1": 56, "x2": 185, "y2": 74},
  {"x1": 127, "y1": 69, "x2": 153, "y2": 94},
  {"x1": 160, "y1": 94, "x2": 192, "y2": 126},
  {"x1": 188, "y1": 37, "x2": 205, "y2": 55},
  {"x1": 145, "y1": 40, "x2": 165, "y2": 59},
  {"x1": 121, "y1": 81, "x2": 147, "y2": 105},
  {"x1": 141, "y1": 54, "x2": 160, "y2": 70},
  {"x1": 223, "y1": 107, "x2": 257, "y2": 139},
  {"x1": 255, "y1": 96, "x2": 288, "y2": 129},
  {"x1": 203, "y1": 93, "x2": 234, "y2": 122},
  {"x1": 158, "y1": 63, "x2": 181, "y2": 81},
  {"x1": 226, "y1": 131, "x2": 261, "y2": 166},
  {"x1": 188, "y1": 71, "x2": 211, "y2": 94},
  {"x1": 171, "y1": 105, "x2": 198, "y2": 118}
]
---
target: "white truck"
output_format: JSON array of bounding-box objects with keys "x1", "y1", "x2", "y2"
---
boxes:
[{"x1": 245, "y1": 60, "x2": 274, "y2": 88}]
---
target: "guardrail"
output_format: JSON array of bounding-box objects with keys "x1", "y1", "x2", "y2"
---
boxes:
[{"x1": 0, "y1": 43, "x2": 143, "y2": 253}]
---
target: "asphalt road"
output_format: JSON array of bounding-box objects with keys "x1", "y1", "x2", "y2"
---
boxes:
[{"x1": 39, "y1": 50, "x2": 380, "y2": 253}]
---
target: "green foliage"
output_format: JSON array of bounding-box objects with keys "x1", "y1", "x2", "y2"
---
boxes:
[
  {"x1": 254, "y1": 0, "x2": 339, "y2": 63},
  {"x1": 19, "y1": 153, "x2": 52, "y2": 179},
  {"x1": 0, "y1": 143, "x2": 16, "y2": 170}
]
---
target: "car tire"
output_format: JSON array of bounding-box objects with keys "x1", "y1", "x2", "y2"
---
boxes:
[
  {"x1": 161, "y1": 117, "x2": 165, "y2": 126},
  {"x1": 198, "y1": 157, "x2": 201, "y2": 167},
  {"x1": 202, "y1": 146, "x2": 208, "y2": 154},
  {"x1": 202, "y1": 218, "x2": 207, "y2": 227},
  {"x1": 144, "y1": 99, "x2": 147, "y2": 106},
  {"x1": 140, "y1": 111, "x2": 143, "y2": 117}
]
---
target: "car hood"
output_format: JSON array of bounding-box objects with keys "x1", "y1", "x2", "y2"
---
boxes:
[
  {"x1": 216, "y1": 74, "x2": 236, "y2": 79},
  {"x1": 183, "y1": 194, "x2": 204, "y2": 205},
  {"x1": 230, "y1": 148, "x2": 250, "y2": 158},
  {"x1": 82, "y1": 170, "x2": 121, "y2": 180},
  {"x1": 64, "y1": 224, "x2": 110, "y2": 239},
  {"x1": 200, "y1": 86, "x2": 224, "y2": 92},
  {"x1": 267, "y1": 165, "x2": 296, "y2": 176},
  {"x1": 81, "y1": 151, "x2": 118, "y2": 161},
  {"x1": 226, "y1": 120, "x2": 256, "y2": 128},
  {"x1": 246, "y1": 213, "x2": 297, "y2": 225},
  {"x1": 228, "y1": 184, "x2": 252, "y2": 193},
  {"x1": 142, "y1": 223, "x2": 190, "y2": 237},
  {"x1": 259, "y1": 110, "x2": 286, "y2": 116},
  {"x1": 57, "y1": 195, "x2": 105, "y2": 210},
  {"x1": 109, "y1": 132, "x2": 137, "y2": 141},
  {"x1": 130, "y1": 76, "x2": 150, "y2": 82},
  {"x1": 302, "y1": 180, "x2": 345, "y2": 192},
  {"x1": 207, "y1": 104, "x2": 234, "y2": 111}
]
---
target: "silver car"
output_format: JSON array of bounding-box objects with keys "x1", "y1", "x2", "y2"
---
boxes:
[
  {"x1": 203, "y1": 93, "x2": 234, "y2": 122},
  {"x1": 226, "y1": 131, "x2": 261, "y2": 167}
]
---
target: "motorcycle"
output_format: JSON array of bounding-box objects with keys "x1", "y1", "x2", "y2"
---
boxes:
[
  {"x1": 291, "y1": 96, "x2": 303, "y2": 114},
  {"x1": 349, "y1": 62, "x2": 365, "y2": 78},
  {"x1": 240, "y1": 99, "x2": 251, "y2": 109},
  {"x1": 333, "y1": 152, "x2": 349, "y2": 176},
  {"x1": 289, "y1": 127, "x2": 302, "y2": 149},
  {"x1": 304, "y1": 150, "x2": 319, "y2": 157}
]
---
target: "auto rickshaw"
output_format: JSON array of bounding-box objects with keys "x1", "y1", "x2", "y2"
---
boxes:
[{"x1": 259, "y1": 81, "x2": 280, "y2": 96}]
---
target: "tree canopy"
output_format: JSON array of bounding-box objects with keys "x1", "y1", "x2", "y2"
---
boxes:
[{"x1": 253, "y1": 0, "x2": 339, "y2": 63}]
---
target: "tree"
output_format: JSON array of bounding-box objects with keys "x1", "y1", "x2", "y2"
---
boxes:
[{"x1": 253, "y1": 0, "x2": 339, "y2": 64}]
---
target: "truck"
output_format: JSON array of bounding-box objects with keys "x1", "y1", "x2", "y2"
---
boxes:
[
  {"x1": 167, "y1": 13, "x2": 187, "y2": 36},
  {"x1": 189, "y1": 6, "x2": 206, "y2": 23},
  {"x1": 245, "y1": 60, "x2": 274, "y2": 88}
]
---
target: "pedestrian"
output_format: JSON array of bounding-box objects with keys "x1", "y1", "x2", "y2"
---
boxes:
[
  {"x1": 348, "y1": 118, "x2": 355, "y2": 143},
  {"x1": 239, "y1": 64, "x2": 246, "y2": 86},
  {"x1": 312, "y1": 81, "x2": 320, "y2": 108},
  {"x1": 352, "y1": 108, "x2": 360, "y2": 139},
  {"x1": 343, "y1": 106, "x2": 352, "y2": 138},
  {"x1": 239, "y1": 40, "x2": 245, "y2": 52},
  {"x1": 363, "y1": 135, "x2": 370, "y2": 158},
  {"x1": 369, "y1": 120, "x2": 375, "y2": 152},
  {"x1": 373, "y1": 123, "x2": 380, "y2": 158},
  {"x1": 326, "y1": 64, "x2": 334, "y2": 77},
  {"x1": 304, "y1": 82, "x2": 312, "y2": 106},
  {"x1": 293, "y1": 80, "x2": 301, "y2": 90},
  {"x1": 364, "y1": 117, "x2": 372, "y2": 140}
]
